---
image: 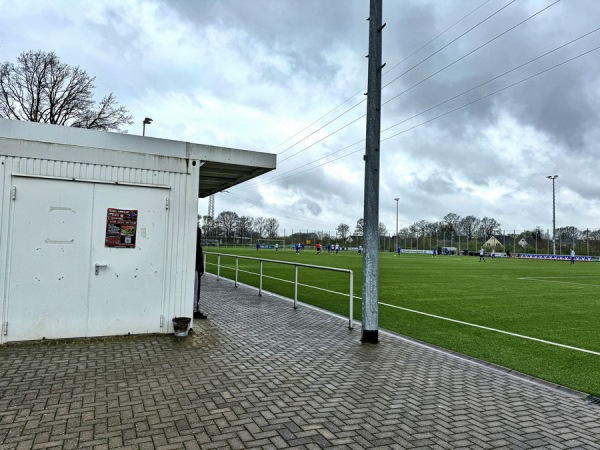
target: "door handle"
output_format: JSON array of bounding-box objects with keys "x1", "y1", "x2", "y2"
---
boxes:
[{"x1": 95, "y1": 263, "x2": 108, "y2": 275}]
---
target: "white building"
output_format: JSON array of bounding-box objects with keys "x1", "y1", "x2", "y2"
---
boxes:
[{"x1": 0, "y1": 119, "x2": 275, "y2": 343}]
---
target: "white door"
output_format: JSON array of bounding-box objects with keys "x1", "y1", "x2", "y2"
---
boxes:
[
  {"x1": 5, "y1": 177, "x2": 169, "y2": 341},
  {"x1": 6, "y1": 177, "x2": 94, "y2": 340},
  {"x1": 87, "y1": 183, "x2": 168, "y2": 337}
]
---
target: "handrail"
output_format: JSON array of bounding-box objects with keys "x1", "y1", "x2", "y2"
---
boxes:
[{"x1": 204, "y1": 252, "x2": 354, "y2": 329}]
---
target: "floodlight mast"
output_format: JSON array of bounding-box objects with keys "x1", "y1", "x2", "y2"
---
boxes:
[
  {"x1": 394, "y1": 198, "x2": 399, "y2": 251},
  {"x1": 547, "y1": 175, "x2": 558, "y2": 255}
]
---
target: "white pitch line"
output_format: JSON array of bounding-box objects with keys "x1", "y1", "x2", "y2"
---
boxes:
[
  {"x1": 518, "y1": 276, "x2": 600, "y2": 287},
  {"x1": 378, "y1": 301, "x2": 600, "y2": 357}
]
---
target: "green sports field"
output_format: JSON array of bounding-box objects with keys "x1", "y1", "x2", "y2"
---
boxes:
[{"x1": 203, "y1": 247, "x2": 600, "y2": 397}]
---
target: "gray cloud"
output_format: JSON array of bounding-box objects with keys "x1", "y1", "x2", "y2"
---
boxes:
[{"x1": 2, "y1": 0, "x2": 600, "y2": 233}]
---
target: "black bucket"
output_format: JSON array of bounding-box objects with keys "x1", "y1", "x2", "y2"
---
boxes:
[{"x1": 172, "y1": 317, "x2": 191, "y2": 336}]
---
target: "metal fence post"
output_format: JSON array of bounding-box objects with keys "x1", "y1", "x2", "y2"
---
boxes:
[
  {"x1": 235, "y1": 257, "x2": 239, "y2": 287},
  {"x1": 349, "y1": 270, "x2": 354, "y2": 329},
  {"x1": 294, "y1": 265, "x2": 299, "y2": 309},
  {"x1": 259, "y1": 260, "x2": 263, "y2": 296}
]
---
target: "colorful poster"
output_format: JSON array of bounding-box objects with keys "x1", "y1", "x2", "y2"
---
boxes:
[{"x1": 105, "y1": 208, "x2": 138, "y2": 248}]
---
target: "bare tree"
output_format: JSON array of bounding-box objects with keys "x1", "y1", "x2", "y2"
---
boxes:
[
  {"x1": 0, "y1": 50, "x2": 133, "y2": 132},
  {"x1": 254, "y1": 217, "x2": 266, "y2": 239},
  {"x1": 480, "y1": 217, "x2": 501, "y2": 240},
  {"x1": 354, "y1": 218, "x2": 364, "y2": 237},
  {"x1": 590, "y1": 229, "x2": 600, "y2": 240},
  {"x1": 200, "y1": 215, "x2": 215, "y2": 239},
  {"x1": 236, "y1": 216, "x2": 253, "y2": 243},
  {"x1": 459, "y1": 216, "x2": 480, "y2": 241},
  {"x1": 264, "y1": 218, "x2": 279, "y2": 238},
  {"x1": 443, "y1": 213, "x2": 461, "y2": 240},
  {"x1": 378, "y1": 222, "x2": 387, "y2": 236},
  {"x1": 216, "y1": 211, "x2": 238, "y2": 243},
  {"x1": 336, "y1": 223, "x2": 350, "y2": 241}
]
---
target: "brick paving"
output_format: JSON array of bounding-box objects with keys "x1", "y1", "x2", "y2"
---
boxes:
[{"x1": 1, "y1": 274, "x2": 599, "y2": 449}]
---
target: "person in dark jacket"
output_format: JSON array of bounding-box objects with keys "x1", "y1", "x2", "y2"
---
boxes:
[{"x1": 194, "y1": 228, "x2": 206, "y2": 319}]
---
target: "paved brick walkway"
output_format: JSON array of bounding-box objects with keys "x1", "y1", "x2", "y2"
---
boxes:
[{"x1": 1, "y1": 274, "x2": 600, "y2": 449}]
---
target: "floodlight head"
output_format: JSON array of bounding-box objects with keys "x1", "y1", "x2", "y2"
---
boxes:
[{"x1": 143, "y1": 117, "x2": 153, "y2": 125}]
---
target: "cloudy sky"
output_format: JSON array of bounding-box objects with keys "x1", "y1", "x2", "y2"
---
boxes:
[{"x1": 2, "y1": 0, "x2": 600, "y2": 237}]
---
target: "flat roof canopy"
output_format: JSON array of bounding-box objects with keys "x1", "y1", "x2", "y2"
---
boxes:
[
  {"x1": 0, "y1": 119, "x2": 276, "y2": 197},
  {"x1": 197, "y1": 160, "x2": 270, "y2": 198}
]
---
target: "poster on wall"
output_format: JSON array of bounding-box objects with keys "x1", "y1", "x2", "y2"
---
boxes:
[{"x1": 105, "y1": 208, "x2": 138, "y2": 248}]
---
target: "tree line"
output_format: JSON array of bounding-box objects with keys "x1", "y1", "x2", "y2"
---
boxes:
[{"x1": 201, "y1": 210, "x2": 600, "y2": 255}]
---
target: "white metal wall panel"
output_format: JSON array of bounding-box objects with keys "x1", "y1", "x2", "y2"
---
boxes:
[
  {"x1": 161, "y1": 164, "x2": 199, "y2": 330},
  {"x1": 0, "y1": 157, "x2": 6, "y2": 340},
  {"x1": 9, "y1": 157, "x2": 174, "y2": 187}
]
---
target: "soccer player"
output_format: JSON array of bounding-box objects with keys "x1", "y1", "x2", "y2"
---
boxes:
[
  {"x1": 479, "y1": 247, "x2": 485, "y2": 262},
  {"x1": 570, "y1": 248, "x2": 575, "y2": 265}
]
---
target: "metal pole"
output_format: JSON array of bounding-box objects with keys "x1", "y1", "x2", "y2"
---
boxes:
[
  {"x1": 547, "y1": 175, "x2": 558, "y2": 255},
  {"x1": 259, "y1": 260, "x2": 263, "y2": 296},
  {"x1": 361, "y1": 0, "x2": 384, "y2": 344},
  {"x1": 394, "y1": 197, "x2": 399, "y2": 252},
  {"x1": 294, "y1": 265, "x2": 299, "y2": 309},
  {"x1": 142, "y1": 117, "x2": 152, "y2": 136},
  {"x1": 349, "y1": 271, "x2": 354, "y2": 329}
]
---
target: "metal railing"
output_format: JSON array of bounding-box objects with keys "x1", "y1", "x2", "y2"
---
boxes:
[{"x1": 204, "y1": 252, "x2": 355, "y2": 328}]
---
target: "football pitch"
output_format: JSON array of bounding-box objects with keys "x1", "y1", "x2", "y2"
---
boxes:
[{"x1": 203, "y1": 247, "x2": 600, "y2": 397}]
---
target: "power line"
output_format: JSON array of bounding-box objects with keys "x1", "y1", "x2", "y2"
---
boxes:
[
  {"x1": 382, "y1": 0, "x2": 493, "y2": 77},
  {"x1": 255, "y1": 41, "x2": 600, "y2": 187},
  {"x1": 270, "y1": 0, "x2": 495, "y2": 158},
  {"x1": 381, "y1": 0, "x2": 518, "y2": 90},
  {"x1": 271, "y1": 92, "x2": 365, "y2": 155},
  {"x1": 274, "y1": 0, "x2": 527, "y2": 171},
  {"x1": 381, "y1": 45, "x2": 600, "y2": 142},
  {"x1": 382, "y1": 0, "x2": 561, "y2": 108},
  {"x1": 231, "y1": 2, "x2": 591, "y2": 222},
  {"x1": 255, "y1": 138, "x2": 364, "y2": 186},
  {"x1": 277, "y1": 113, "x2": 365, "y2": 164},
  {"x1": 262, "y1": 0, "x2": 560, "y2": 181},
  {"x1": 381, "y1": 27, "x2": 600, "y2": 135}
]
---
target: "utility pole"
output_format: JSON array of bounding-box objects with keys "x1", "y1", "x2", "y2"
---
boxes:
[{"x1": 362, "y1": 0, "x2": 385, "y2": 344}]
